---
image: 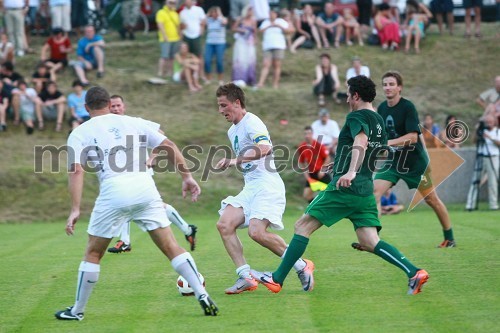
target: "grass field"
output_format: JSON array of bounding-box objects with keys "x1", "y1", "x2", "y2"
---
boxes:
[{"x1": 0, "y1": 206, "x2": 498, "y2": 333}]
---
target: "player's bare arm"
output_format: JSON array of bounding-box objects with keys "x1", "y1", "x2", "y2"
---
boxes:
[
  {"x1": 151, "y1": 138, "x2": 201, "y2": 202},
  {"x1": 215, "y1": 143, "x2": 272, "y2": 170},
  {"x1": 337, "y1": 131, "x2": 368, "y2": 189},
  {"x1": 388, "y1": 131, "x2": 418, "y2": 147},
  {"x1": 66, "y1": 163, "x2": 85, "y2": 235}
]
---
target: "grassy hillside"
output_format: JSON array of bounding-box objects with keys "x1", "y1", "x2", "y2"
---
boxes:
[{"x1": 0, "y1": 23, "x2": 498, "y2": 222}]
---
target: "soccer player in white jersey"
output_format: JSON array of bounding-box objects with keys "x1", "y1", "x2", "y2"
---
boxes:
[
  {"x1": 105, "y1": 95, "x2": 198, "y2": 253},
  {"x1": 55, "y1": 87, "x2": 218, "y2": 321},
  {"x1": 214, "y1": 83, "x2": 315, "y2": 294}
]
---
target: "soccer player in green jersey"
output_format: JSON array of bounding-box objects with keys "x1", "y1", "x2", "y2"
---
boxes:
[
  {"x1": 251, "y1": 75, "x2": 429, "y2": 295},
  {"x1": 371, "y1": 71, "x2": 455, "y2": 248}
]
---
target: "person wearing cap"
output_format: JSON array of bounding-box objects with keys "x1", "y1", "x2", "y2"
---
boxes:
[
  {"x1": 312, "y1": 53, "x2": 341, "y2": 106},
  {"x1": 40, "y1": 27, "x2": 73, "y2": 79},
  {"x1": 311, "y1": 108, "x2": 340, "y2": 156}
]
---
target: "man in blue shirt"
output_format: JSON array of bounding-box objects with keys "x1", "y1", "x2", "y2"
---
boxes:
[
  {"x1": 316, "y1": 2, "x2": 344, "y2": 49},
  {"x1": 73, "y1": 25, "x2": 106, "y2": 85}
]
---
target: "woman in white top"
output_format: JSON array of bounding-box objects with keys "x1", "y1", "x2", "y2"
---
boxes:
[{"x1": 256, "y1": 9, "x2": 292, "y2": 89}]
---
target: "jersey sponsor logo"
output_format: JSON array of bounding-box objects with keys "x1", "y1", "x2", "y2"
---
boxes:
[{"x1": 233, "y1": 135, "x2": 240, "y2": 155}]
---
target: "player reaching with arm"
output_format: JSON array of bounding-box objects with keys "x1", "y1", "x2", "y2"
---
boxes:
[{"x1": 251, "y1": 75, "x2": 429, "y2": 295}]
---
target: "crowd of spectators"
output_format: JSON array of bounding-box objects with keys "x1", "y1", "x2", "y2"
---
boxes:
[{"x1": 0, "y1": 0, "x2": 496, "y2": 138}]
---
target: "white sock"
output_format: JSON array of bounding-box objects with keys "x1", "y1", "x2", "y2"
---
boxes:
[
  {"x1": 236, "y1": 264, "x2": 252, "y2": 279},
  {"x1": 166, "y1": 204, "x2": 191, "y2": 236},
  {"x1": 171, "y1": 252, "x2": 206, "y2": 298},
  {"x1": 72, "y1": 261, "x2": 100, "y2": 314},
  {"x1": 120, "y1": 222, "x2": 131, "y2": 245},
  {"x1": 282, "y1": 247, "x2": 307, "y2": 272}
]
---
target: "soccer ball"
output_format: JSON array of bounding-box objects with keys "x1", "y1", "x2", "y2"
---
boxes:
[{"x1": 176, "y1": 273, "x2": 205, "y2": 296}]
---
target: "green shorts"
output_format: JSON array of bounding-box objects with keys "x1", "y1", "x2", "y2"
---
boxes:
[
  {"x1": 305, "y1": 185, "x2": 381, "y2": 231},
  {"x1": 374, "y1": 166, "x2": 433, "y2": 190}
]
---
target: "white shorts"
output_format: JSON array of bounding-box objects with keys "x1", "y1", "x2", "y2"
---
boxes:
[
  {"x1": 88, "y1": 199, "x2": 171, "y2": 238},
  {"x1": 219, "y1": 179, "x2": 286, "y2": 230}
]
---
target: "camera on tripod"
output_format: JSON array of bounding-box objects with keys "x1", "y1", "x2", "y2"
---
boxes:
[{"x1": 476, "y1": 120, "x2": 486, "y2": 138}]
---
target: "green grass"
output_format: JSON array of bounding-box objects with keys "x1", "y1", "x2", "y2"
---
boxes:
[{"x1": 0, "y1": 207, "x2": 498, "y2": 332}]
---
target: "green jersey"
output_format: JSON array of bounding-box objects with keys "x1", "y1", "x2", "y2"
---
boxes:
[
  {"x1": 377, "y1": 98, "x2": 429, "y2": 176},
  {"x1": 332, "y1": 109, "x2": 387, "y2": 196}
]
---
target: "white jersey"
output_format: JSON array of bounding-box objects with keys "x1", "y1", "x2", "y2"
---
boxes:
[
  {"x1": 67, "y1": 114, "x2": 167, "y2": 207},
  {"x1": 227, "y1": 112, "x2": 282, "y2": 184}
]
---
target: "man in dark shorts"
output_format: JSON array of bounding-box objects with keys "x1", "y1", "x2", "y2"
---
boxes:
[
  {"x1": 297, "y1": 125, "x2": 332, "y2": 202},
  {"x1": 40, "y1": 27, "x2": 72, "y2": 77},
  {"x1": 372, "y1": 70, "x2": 455, "y2": 248},
  {"x1": 251, "y1": 75, "x2": 429, "y2": 295}
]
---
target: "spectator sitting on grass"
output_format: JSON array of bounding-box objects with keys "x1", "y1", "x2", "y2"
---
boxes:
[
  {"x1": 0, "y1": 80, "x2": 9, "y2": 131},
  {"x1": 72, "y1": 25, "x2": 105, "y2": 85},
  {"x1": 175, "y1": 42, "x2": 202, "y2": 92},
  {"x1": 0, "y1": 32, "x2": 15, "y2": 65},
  {"x1": 313, "y1": 53, "x2": 341, "y2": 106},
  {"x1": 67, "y1": 79, "x2": 89, "y2": 130},
  {"x1": 39, "y1": 81, "x2": 66, "y2": 132},
  {"x1": 381, "y1": 189, "x2": 405, "y2": 215},
  {"x1": 32, "y1": 63, "x2": 54, "y2": 94},
  {"x1": 15, "y1": 80, "x2": 43, "y2": 134},
  {"x1": 40, "y1": 27, "x2": 73, "y2": 81}
]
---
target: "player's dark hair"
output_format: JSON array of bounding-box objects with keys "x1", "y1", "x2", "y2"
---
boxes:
[
  {"x1": 347, "y1": 75, "x2": 376, "y2": 103},
  {"x1": 216, "y1": 83, "x2": 246, "y2": 109},
  {"x1": 304, "y1": 125, "x2": 313, "y2": 131},
  {"x1": 85, "y1": 86, "x2": 110, "y2": 111},
  {"x1": 382, "y1": 70, "x2": 403, "y2": 86},
  {"x1": 110, "y1": 94, "x2": 124, "y2": 102}
]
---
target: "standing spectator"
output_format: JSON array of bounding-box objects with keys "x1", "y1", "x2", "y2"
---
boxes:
[
  {"x1": 430, "y1": 0, "x2": 454, "y2": 35},
  {"x1": 256, "y1": 9, "x2": 290, "y2": 89},
  {"x1": 49, "y1": 0, "x2": 72, "y2": 33},
  {"x1": 403, "y1": 0, "x2": 433, "y2": 54},
  {"x1": 439, "y1": 115, "x2": 461, "y2": 149},
  {"x1": 464, "y1": 0, "x2": 482, "y2": 38},
  {"x1": 465, "y1": 115, "x2": 500, "y2": 210},
  {"x1": 0, "y1": 33, "x2": 15, "y2": 65},
  {"x1": 24, "y1": 0, "x2": 39, "y2": 52},
  {"x1": 175, "y1": 42, "x2": 202, "y2": 92},
  {"x1": 230, "y1": 0, "x2": 249, "y2": 20},
  {"x1": 120, "y1": 0, "x2": 141, "y2": 40},
  {"x1": 312, "y1": 53, "x2": 341, "y2": 106},
  {"x1": 4, "y1": 0, "x2": 28, "y2": 56},
  {"x1": 250, "y1": 0, "x2": 269, "y2": 25},
  {"x1": 342, "y1": 7, "x2": 363, "y2": 46},
  {"x1": 356, "y1": 0, "x2": 372, "y2": 38},
  {"x1": 422, "y1": 113, "x2": 442, "y2": 148},
  {"x1": 73, "y1": 25, "x2": 106, "y2": 85},
  {"x1": 16, "y1": 80, "x2": 43, "y2": 134},
  {"x1": 374, "y1": 3, "x2": 401, "y2": 50},
  {"x1": 31, "y1": 63, "x2": 53, "y2": 94},
  {"x1": 316, "y1": 2, "x2": 344, "y2": 49},
  {"x1": 0, "y1": 81, "x2": 9, "y2": 131},
  {"x1": 297, "y1": 125, "x2": 332, "y2": 202},
  {"x1": 345, "y1": 56, "x2": 370, "y2": 83},
  {"x1": 180, "y1": 0, "x2": 206, "y2": 80},
  {"x1": 71, "y1": 0, "x2": 88, "y2": 38},
  {"x1": 156, "y1": 0, "x2": 181, "y2": 79},
  {"x1": 204, "y1": 6, "x2": 227, "y2": 85},
  {"x1": 231, "y1": 4, "x2": 256, "y2": 87},
  {"x1": 39, "y1": 80, "x2": 66, "y2": 131},
  {"x1": 67, "y1": 79, "x2": 89, "y2": 130},
  {"x1": 40, "y1": 27, "x2": 73, "y2": 79},
  {"x1": 290, "y1": 4, "x2": 321, "y2": 53},
  {"x1": 311, "y1": 108, "x2": 340, "y2": 155}
]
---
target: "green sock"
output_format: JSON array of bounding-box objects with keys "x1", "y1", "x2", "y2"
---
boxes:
[
  {"x1": 443, "y1": 228, "x2": 454, "y2": 241},
  {"x1": 273, "y1": 234, "x2": 309, "y2": 285},
  {"x1": 374, "y1": 240, "x2": 418, "y2": 278}
]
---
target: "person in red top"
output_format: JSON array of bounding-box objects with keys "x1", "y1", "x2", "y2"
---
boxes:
[
  {"x1": 40, "y1": 27, "x2": 73, "y2": 80},
  {"x1": 297, "y1": 125, "x2": 332, "y2": 202}
]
